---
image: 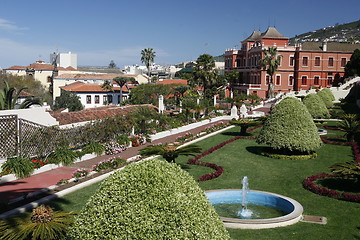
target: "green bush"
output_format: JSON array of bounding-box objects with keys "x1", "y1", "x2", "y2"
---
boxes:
[
  {"x1": 317, "y1": 88, "x2": 334, "y2": 107},
  {"x1": 257, "y1": 97, "x2": 322, "y2": 153},
  {"x1": 303, "y1": 93, "x2": 330, "y2": 119},
  {"x1": 68, "y1": 159, "x2": 230, "y2": 240},
  {"x1": 81, "y1": 142, "x2": 105, "y2": 156},
  {"x1": 48, "y1": 148, "x2": 78, "y2": 166}
]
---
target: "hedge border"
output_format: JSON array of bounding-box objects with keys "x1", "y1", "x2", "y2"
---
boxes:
[
  {"x1": 187, "y1": 125, "x2": 260, "y2": 182},
  {"x1": 303, "y1": 135, "x2": 360, "y2": 202}
]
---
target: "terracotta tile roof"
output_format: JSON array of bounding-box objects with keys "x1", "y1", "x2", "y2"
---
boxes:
[
  {"x1": 60, "y1": 81, "x2": 130, "y2": 92},
  {"x1": 301, "y1": 42, "x2": 360, "y2": 52},
  {"x1": 49, "y1": 104, "x2": 157, "y2": 125},
  {"x1": 5, "y1": 63, "x2": 75, "y2": 71},
  {"x1": 5, "y1": 65, "x2": 27, "y2": 70},
  {"x1": 156, "y1": 79, "x2": 188, "y2": 85},
  {"x1": 55, "y1": 73, "x2": 124, "y2": 80}
]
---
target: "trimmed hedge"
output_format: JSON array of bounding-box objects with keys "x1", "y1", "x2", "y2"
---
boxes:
[
  {"x1": 257, "y1": 97, "x2": 322, "y2": 153},
  {"x1": 261, "y1": 150, "x2": 317, "y2": 160},
  {"x1": 303, "y1": 93, "x2": 330, "y2": 119},
  {"x1": 317, "y1": 88, "x2": 334, "y2": 107},
  {"x1": 68, "y1": 159, "x2": 230, "y2": 240}
]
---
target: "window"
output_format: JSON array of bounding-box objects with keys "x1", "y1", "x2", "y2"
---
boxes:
[
  {"x1": 95, "y1": 95, "x2": 99, "y2": 104},
  {"x1": 276, "y1": 75, "x2": 281, "y2": 85},
  {"x1": 328, "y1": 57, "x2": 334, "y2": 67},
  {"x1": 341, "y1": 58, "x2": 347, "y2": 67},
  {"x1": 315, "y1": 57, "x2": 321, "y2": 66},
  {"x1": 301, "y1": 76, "x2": 307, "y2": 85},
  {"x1": 266, "y1": 75, "x2": 270, "y2": 85},
  {"x1": 103, "y1": 95, "x2": 107, "y2": 103},
  {"x1": 118, "y1": 95, "x2": 121, "y2": 103},
  {"x1": 302, "y1": 57, "x2": 308, "y2": 66},
  {"x1": 289, "y1": 56, "x2": 294, "y2": 66},
  {"x1": 288, "y1": 76, "x2": 293, "y2": 86},
  {"x1": 328, "y1": 77, "x2": 333, "y2": 84},
  {"x1": 314, "y1": 76, "x2": 320, "y2": 85},
  {"x1": 86, "y1": 95, "x2": 91, "y2": 104},
  {"x1": 108, "y1": 95, "x2": 113, "y2": 103}
]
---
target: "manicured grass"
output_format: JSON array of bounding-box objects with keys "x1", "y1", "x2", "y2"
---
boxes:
[{"x1": 46, "y1": 126, "x2": 360, "y2": 239}]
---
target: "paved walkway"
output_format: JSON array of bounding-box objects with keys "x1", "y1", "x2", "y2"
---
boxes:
[{"x1": 0, "y1": 120, "x2": 232, "y2": 204}]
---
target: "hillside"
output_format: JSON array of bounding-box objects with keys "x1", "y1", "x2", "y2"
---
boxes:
[{"x1": 289, "y1": 20, "x2": 360, "y2": 44}]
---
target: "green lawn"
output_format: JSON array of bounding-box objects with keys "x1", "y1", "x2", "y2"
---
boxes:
[{"x1": 48, "y1": 126, "x2": 360, "y2": 240}]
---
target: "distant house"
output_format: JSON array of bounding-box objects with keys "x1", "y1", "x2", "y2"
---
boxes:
[
  {"x1": 4, "y1": 60, "x2": 78, "y2": 89},
  {"x1": 53, "y1": 73, "x2": 142, "y2": 100},
  {"x1": 156, "y1": 79, "x2": 188, "y2": 85},
  {"x1": 60, "y1": 81, "x2": 134, "y2": 108}
]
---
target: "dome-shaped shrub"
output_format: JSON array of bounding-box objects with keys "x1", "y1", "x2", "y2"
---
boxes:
[
  {"x1": 257, "y1": 97, "x2": 322, "y2": 153},
  {"x1": 303, "y1": 93, "x2": 330, "y2": 119},
  {"x1": 317, "y1": 88, "x2": 334, "y2": 107},
  {"x1": 68, "y1": 159, "x2": 230, "y2": 240}
]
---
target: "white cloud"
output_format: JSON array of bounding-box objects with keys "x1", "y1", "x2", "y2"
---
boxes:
[
  {"x1": 0, "y1": 18, "x2": 28, "y2": 31},
  {"x1": 0, "y1": 38, "x2": 53, "y2": 68}
]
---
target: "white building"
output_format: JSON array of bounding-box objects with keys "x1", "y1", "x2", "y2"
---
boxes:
[
  {"x1": 60, "y1": 81, "x2": 133, "y2": 108},
  {"x1": 50, "y1": 52, "x2": 78, "y2": 69}
]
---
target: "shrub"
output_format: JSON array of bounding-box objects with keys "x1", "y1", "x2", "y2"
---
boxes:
[
  {"x1": 82, "y1": 142, "x2": 105, "y2": 156},
  {"x1": 92, "y1": 157, "x2": 126, "y2": 172},
  {"x1": 1, "y1": 157, "x2": 34, "y2": 179},
  {"x1": 317, "y1": 88, "x2": 334, "y2": 107},
  {"x1": 257, "y1": 97, "x2": 322, "y2": 153},
  {"x1": 72, "y1": 168, "x2": 90, "y2": 179},
  {"x1": 48, "y1": 147, "x2": 78, "y2": 166},
  {"x1": 68, "y1": 159, "x2": 230, "y2": 239},
  {"x1": 303, "y1": 93, "x2": 330, "y2": 119}
]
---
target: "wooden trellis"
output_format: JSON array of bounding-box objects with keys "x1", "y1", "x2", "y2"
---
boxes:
[{"x1": 0, "y1": 115, "x2": 18, "y2": 158}]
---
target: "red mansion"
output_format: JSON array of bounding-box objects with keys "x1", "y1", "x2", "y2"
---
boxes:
[{"x1": 224, "y1": 27, "x2": 360, "y2": 98}]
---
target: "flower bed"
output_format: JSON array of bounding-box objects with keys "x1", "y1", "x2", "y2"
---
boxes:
[
  {"x1": 302, "y1": 173, "x2": 360, "y2": 203},
  {"x1": 303, "y1": 133, "x2": 360, "y2": 202},
  {"x1": 104, "y1": 142, "x2": 127, "y2": 155}
]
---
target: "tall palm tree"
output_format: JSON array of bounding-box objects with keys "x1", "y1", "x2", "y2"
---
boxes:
[
  {"x1": 139, "y1": 144, "x2": 202, "y2": 163},
  {"x1": 0, "y1": 81, "x2": 42, "y2": 110},
  {"x1": 259, "y1": 47, "x2": 282, "y2": 99},
  {"x1": 141, "y1": 48, "x2": 156, "y2": 83},
  {"x1": 113, "y1": 76, "x2": 135, "y2": 104},
  {"x1": 194, "y1": 54, "x2": 217, "y2": 98}
]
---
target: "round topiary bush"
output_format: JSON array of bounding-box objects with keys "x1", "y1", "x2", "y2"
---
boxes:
[
  {"x1": 257, "y1": 97, "x2": 322, "y2": 154},
  {"x1": 317, "y1": 88, "x2": 334, "y2": 107},
  {"x1": 68, "y1": 159, "x2": 230, "y2": 240},
  {"x1": 303, "y1": 93, "x2": 330, "y2": 119}
]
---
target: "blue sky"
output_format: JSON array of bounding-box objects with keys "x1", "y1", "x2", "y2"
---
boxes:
[{"x1": 0, "y1": 0, "x2": 359, "y2": 69}]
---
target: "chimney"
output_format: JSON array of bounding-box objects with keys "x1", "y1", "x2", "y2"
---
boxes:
[{"x1": 322, "y1": 41, "x2": 327, "y2": 51}]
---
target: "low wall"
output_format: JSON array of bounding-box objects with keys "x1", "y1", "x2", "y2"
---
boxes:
[{"x1": 150, "y1": 116, "x2": 233, "y2": 141}]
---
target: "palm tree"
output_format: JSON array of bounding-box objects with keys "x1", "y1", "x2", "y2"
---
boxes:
[
  {"x1": 113, "y1": 76, "x2": 135, "y2": 104},
  {"x1": 0, "y1": 81, "x2": 42, "y2": 110},
  {"x1": 259, "y1": 47, "x2": 282, "y2": 99},
  {"x1": 194, "y1": 54, "x2": 217, "y2": 98},
  {"x1": 141, "y1": 48, "x2": 156, "y2": 83},
  {"x1": 337, "y1": 114, "x2": 360, "y2": 142},
  {"x1": 139, "y1": 144, "x2": 202, "y2": 163}
]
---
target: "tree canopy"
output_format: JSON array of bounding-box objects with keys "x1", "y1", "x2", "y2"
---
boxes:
[
  {"x1": 52, "y1": 90, "x2": 83, "y2": 112},
  {"x1": 345, "y1": 49, "x2": 360, "y2": 77},
  {"x1": 68, "y1": 159, "x2": 230, "y2": 239},
  {"x1": 257, "y1": 97, "x2": 322, "y2": 153}
]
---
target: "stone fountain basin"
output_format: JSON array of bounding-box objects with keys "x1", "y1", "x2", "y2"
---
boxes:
[{"x1": 206, "y1": 189, "x2": 303, "y2": 229}]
